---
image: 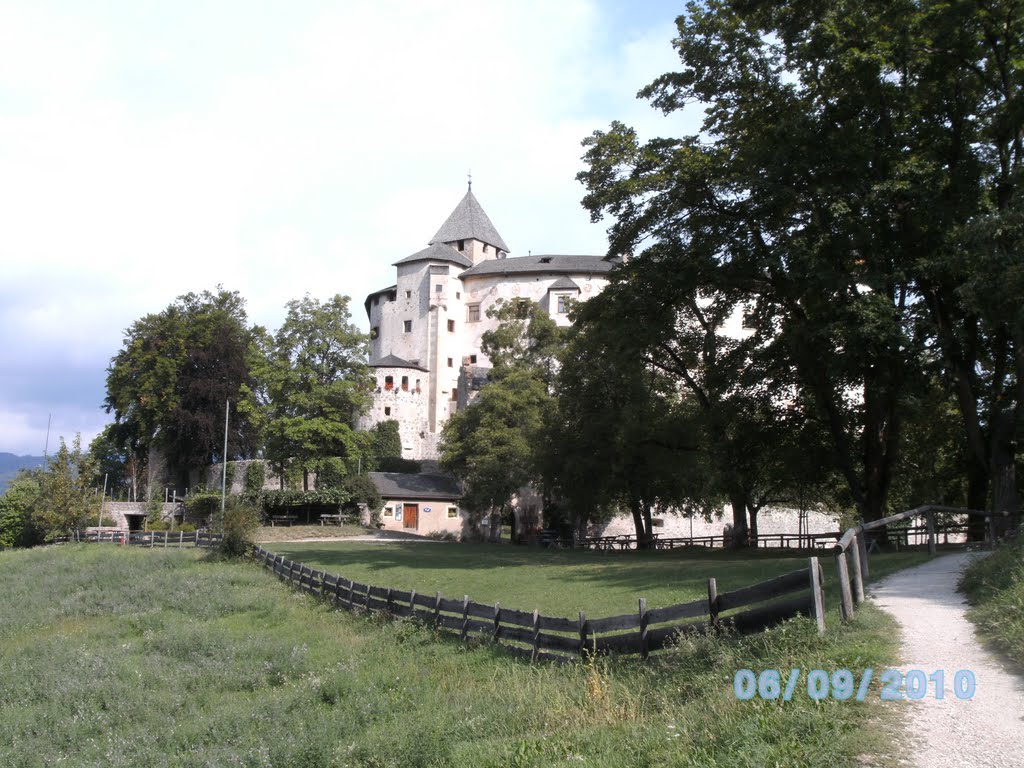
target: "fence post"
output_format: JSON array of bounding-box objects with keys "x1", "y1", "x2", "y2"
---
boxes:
[
  {"x1": 638, "y1": 598, "x2": 650, "y2": 660},
  {"x1": 347, "y1": 580, "x2": 355, "y2": 610},
  {"x1": 578, "y1": 610, "x2": 589, "y2": 660},
  {"x1": 988, "y1": 513, "x2": 997, "y2": 548},
  {"x1": 707, "y1": 578, "x2": 719, "y2": 631},
  {"x1": 531, "y1": 609, "x2": 540, "y2": 662},
  {"x1": 461, "y1": 595, "x2": 470, "y2": 642},
  {"x1": 493, "y1": 602, "x2": 501, "y2": 643},
  {"x1": 809, "y1": 557, "x2": 826, "y2": 634},
  {"x1": 835, "y1": 549, "x2": 855, "y2": 622},
  {"x1": 849, "y1": 533, "x2": 866, "y2": 604},
  {"x1": 433, "y1": 592, "x2": 442, "y2": 629},
  {"x1": 409, "y1": 590, "x2": 417, "y2": 618},
  {"x1": 179, "y1": 531, "x2": 184, "y2": 548},
  {"x1": 926, "y1": 511, "x2": 936, "y2": 555},
  {"x1": 857, "y1": 529, "x2": 870, "y2": 579}
]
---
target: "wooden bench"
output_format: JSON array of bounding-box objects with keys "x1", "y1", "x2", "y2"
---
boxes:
[
  {"x1": 270, "y1": 515, "x2": 298, "y2": 527},
  {"x1": 319, "y1": 514, "x2": 355, "y2": 526}
]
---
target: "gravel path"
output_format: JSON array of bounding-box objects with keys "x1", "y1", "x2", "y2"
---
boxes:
[{"x1": 870, "y1": 553, "x2": 1024, "y2": 768}]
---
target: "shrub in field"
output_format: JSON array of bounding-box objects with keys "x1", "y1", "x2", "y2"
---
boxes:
[
  {"x1": 216, "y1": 497, "x2": 262, "y2": 557},
  {"x1": 960, "y1": 538, "x2": 1024, "y2": 665},
  {"x1": 0, "y1": 472, "x2": 40, "y2": 548}
]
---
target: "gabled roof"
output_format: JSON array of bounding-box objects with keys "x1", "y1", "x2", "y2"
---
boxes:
[
  {"x1": 393, "y1": 242, "x2": 472, "y2": 269},
  {"x1": 368, "y1": 472, "x2": 463, "y2": 501},
  {"x1": 460, "y1": 254, "x2": 617, "y2": 279},
  {"x1": 548, "y1": 276, "x2": 580, "y2": 291},
  {"x1": 369, "y1": 354, "x2": 429, "y2": 372},
  {"x1": 430, "y1": 188, "x2": 510, "y2": 253}
]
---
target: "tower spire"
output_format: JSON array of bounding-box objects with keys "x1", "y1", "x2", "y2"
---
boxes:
[{"x1": 467, "y1": 168, "x2": 472, "y2": 191}]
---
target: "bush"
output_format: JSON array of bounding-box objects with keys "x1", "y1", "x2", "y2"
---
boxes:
[
  {"x1": 147, "y1": 519, "x2": 171, "y2": 531},
  {"x1": 377, "y1": 457, "x2": 421, "y2": 474},
  {"x1": 215, "y1": 497, "x2": 262, "y2": 558},
  {"x1": 342, "y1": 474, "x2": 382, "y2": 516},
  {"x1": 959, "y1": 537, "x2": 1024, "y2": 665},
  {"x1": 244, "y1": 461, "x2": 266, "y2": 495},
  {"x1": 184, "y1": 488, "x2": 222, "y2": 523},
  {"x1": 315, "y1": 457, "x2": 348, "y2": 490}
]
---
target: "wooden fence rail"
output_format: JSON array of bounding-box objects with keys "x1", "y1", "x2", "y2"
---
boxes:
[
  {"x1": 250, "y1": 545, "x2": 826, "y2": 663},
  {"x1": 831, "y1": 504, "x2": 1020, "y2": 622},
  {"x1": 68, "y1": 529, "x2": 224, "y2": 549}
]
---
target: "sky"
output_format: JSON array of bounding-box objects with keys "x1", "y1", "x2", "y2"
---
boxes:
[{"x1": 0, "y1": 0, "x2": 705, "y2": 457}]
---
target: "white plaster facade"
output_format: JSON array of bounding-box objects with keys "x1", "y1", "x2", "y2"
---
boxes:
[{"x1": 360, "y1": 186, "x2": 618, "y2": 460}]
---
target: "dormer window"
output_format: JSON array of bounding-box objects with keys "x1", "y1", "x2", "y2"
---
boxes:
[
  {"x1": 483, "y1": 244, "x2": 489, "y2": 253},
  {"x1": 457, "y1": 239, "x2": 465, "y2": 251},
  {"x1": 540, "y1": 256, "x2": 553, "y2": 264}
]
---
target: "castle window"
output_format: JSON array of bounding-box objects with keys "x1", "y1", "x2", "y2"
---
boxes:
[
  {"x1": 435, "y1": 284, "x2": 443, "y2": 293},
  {"x1": 470, "y1": 354, "x2": 477, "y2": 364},
  {"x1": 513, "y1": 299, "x2": 531, "y2": 319},
  {"x1": 447, "y1": 506, "x2": 458, "y2": 519},
  {"x1": 384, "y1": 376, "x2": 394, "y2": 391},
  {"x1": 457, "y1": 240, "x2": 465, "y2": 251},
  {"x1": 405, "y1": 290, "x2": 412, "y2": 299},
  {"x1": 370, "y1": 326, "x2": 379, "y2": 339},
  {"x1": 447, "y1": 319, "x2": 455, "y2": 332},
  {"x1": 456, "y1": 292, "x2": 461, "y2": 299},
  {"x1": 415, "y1": 378, "x2": 421, "y2": 392},
  {"x1": 403, "y1": 320, "x2": 412, "y2": 333},
  {"x1": 483, "y1": 244, "x2": 489, "y2": 253},
  {"x1": 447, "y1": 357, "x2": 453, "y2": 368},
  {"x1": 556, "y1": 295, "x2": 570, "y2": 314},
  {"x1": 384, "y1": 407, "x2": 391, "y2": 416},
  {"x1": 467, "y1": 304, "x2": 480, "y2": 322},
  {"x1": 401, "y1": 376, "x2": 409, "y2": 391}
]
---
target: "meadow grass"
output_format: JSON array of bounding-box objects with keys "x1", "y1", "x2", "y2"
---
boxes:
[
  {"x1": 0, "y1": 543, "x2": 921, "y2": 767},
  {"x1": 267, "y1": 540, "x2": 931, "y2": 618},
  {"x1": 959, "y1": 537, "x2": 1024, "y2": 668}
]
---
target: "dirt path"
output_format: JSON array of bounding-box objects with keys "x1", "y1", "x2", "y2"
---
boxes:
[{"x1": 869, "y1": 553, "x2": 1024, "y2": 768}]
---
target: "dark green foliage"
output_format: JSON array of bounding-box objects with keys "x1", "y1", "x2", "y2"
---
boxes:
[
  {"x1": 370, "y1": 420, "x2": 402, "y2": 465},
  {"x1": 376, "y1": 456, "x2": 421, "y2": 474},
  {"x1": 251, "y1": 294, "x2": 372, "y2": 487},
  {"x1": 216, "y1": 497, "x2": 262, "y2": 557},
  {"x1": 313, "y1": 457, "x2": 347, "y2": 489},
  {"x1": 261, "y1": 489, "x2": 350, "y2": 509},
  {"x1": 183, "y1": 489, "x2": 222, "y2": 523},
  {"x1": 31, "y1": 436, "x2": 100, "y2": 541},
  {"x1": 341, "y1": 474, "x2": 382, "y2": 514},
  {"x1": 0, "y1": 471, "x2": 40, "y2": 549},
  {"x1": 243, "y1": 460, "x2": 267, "y2": 495},
  {"x1": 104, "y1": 287, "x2": 261, "y2": 479},
  {"x1": 960, "y1": 539, "x2": 1024, "y2": 665}
]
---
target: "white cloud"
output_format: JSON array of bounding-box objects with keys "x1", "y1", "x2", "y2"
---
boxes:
[{"x1": 0, "y1": 0, "x2": 689, "y2": 455}]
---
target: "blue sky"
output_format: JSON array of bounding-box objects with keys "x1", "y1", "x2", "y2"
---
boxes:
[{"x1": 0, "y1": 0, "x2": 704, "y2": 456}]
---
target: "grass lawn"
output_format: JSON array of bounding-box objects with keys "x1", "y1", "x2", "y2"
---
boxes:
[
  {"x1": 0, "y1": 543, "x2": 918, "y2": 767},
  {"x1": 267, "y1": 540, "x2": 932, "y2": 619},
  {"x1": 959, "y1": 537, "x2": 1024, "y2": 669}
]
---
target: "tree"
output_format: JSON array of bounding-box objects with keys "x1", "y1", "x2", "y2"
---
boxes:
[
  {"x1": 105, "y1": 287, "x2": 261, "y2": 484},
  {"x1": 31, "y1": 436, "x2": 100, "y2": 541},
  {"x1": 440, "y1": 299, "x2": 563, "y2": 541},
  {"x1": 88, "y1": 424, "x2": 147, "y2": 502},
  {"x1": 253, "y1": 294, "x2": 372, "y2": 489},
  {"x1": 0, "y1": 470, "x2": 41, "y2": 549},
  {"x1": 578, "y1": 1, "x2": 967, "y2": 523}
]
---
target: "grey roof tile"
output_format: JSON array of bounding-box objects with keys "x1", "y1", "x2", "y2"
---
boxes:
[
  {"x1": 548, "y1": 276, "x2": 581, "y2": 291},
  {"x1": 368, "y1": 472, "x2": 463, "y2": 500},
  {"x1": 393, "y1": 242, "x2": 473, "y2": 269},
  {"x1": 369, "y1": 354, "x2": 429, "y2": 372},
  {"x1": 460, "y1": 254, "x2": 617, "y2": 278},
  {"x1": 430, "y1": 189, "x2": 510, "y2": 252}
]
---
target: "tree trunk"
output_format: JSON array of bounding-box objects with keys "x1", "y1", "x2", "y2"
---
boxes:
[
  {"x1": 630, "y1": 496, "x2": 652, "y2": 549},
  {"x1": 748, "y1": 504, "x2": 760, "y2": 547},
  {"x1": 729, "y1": 492, "x2": 749, "y2": 549},
  {"x1": 991, "y1": 408, "x2": 1019, "y2": 534}
]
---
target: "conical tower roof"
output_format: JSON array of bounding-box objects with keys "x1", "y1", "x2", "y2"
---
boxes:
[{"x1": 429, "y1": 187, "x2": 510, "y2": 253}]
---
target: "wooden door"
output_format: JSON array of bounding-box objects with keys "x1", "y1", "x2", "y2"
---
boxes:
[{"x1": 403, "y1": 503, "x2": 418, "y2": 529}]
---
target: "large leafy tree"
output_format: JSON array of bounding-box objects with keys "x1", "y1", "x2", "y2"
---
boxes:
[
  {"x1": 440, "y1": 300, "x2": 563, "y2": 540},
  {"x1": 31, "y1": 435, "x2": 100, "y2": 541},
  {"x1": 105, "y1": 288, "x2": 261, "y2": 483},
  {"x1": 252, "y1": 294, "x2": 371, "y2": 489},
  {"x1": 576, "y1": 1, "x2": 1016, "y2": 523}
]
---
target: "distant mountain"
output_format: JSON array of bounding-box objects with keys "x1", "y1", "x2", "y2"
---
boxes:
[{"x1": 0, "y1": 453, "x2": 46, "y2": 494}]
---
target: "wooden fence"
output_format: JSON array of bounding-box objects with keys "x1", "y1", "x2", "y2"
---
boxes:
[
  {"x1": 831, "y1": 504, "x2": 1019, "y2": 622},
  {"x1": 578, "y1": 531, "x2": 841, "y2": 551},
  {"x1": 250, "y1": 545, "x2": 826, "y2": 663},
  {"x1": 69, "y1": 529, "x2": 224, "y2": 549}
]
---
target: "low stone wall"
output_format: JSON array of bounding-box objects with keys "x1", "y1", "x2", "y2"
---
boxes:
[
  {"x1": 598, "y1": 506, "x2": 840, "y2": 541},
  {"x1": 100, "y1": 501, "x2": 182, "y2": 529}
]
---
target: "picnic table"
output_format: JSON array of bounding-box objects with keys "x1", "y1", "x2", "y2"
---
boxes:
[
  {"x1": 270, "y1": 515, "x2": 298, "y2": 527},
  {"x1": 319, "y1": 513, "x2": 355, "y2": 526}
]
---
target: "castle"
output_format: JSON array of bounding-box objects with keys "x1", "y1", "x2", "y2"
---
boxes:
[{"x1": 359, "y1": 184, "x2": 618, "y2": 459}]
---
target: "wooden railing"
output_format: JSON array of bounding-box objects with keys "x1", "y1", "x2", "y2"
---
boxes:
[
  {"x1": 831, "y1": 504, "x2": 1018, "y2": 622},
  {"x1": 69, "y1": 529, "x2": 224, "y2": 548},
  {"x1": 250, "y1": 545, "x2": 827, "y2": 663},
  {"x1": 578, "y1": 531, "x2": 841, "y2": 551}
]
